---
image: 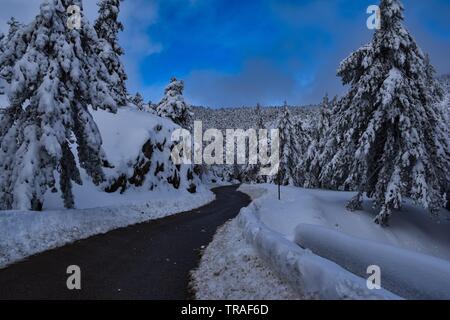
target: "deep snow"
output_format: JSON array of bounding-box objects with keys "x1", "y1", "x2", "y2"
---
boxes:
[
  {"x1": 295, "y1": 224, "x2": 450, "y2": 299},
  {"x1": 252, "y1": 185, "x2": 450, "y2": 261},
  {"x1": 237, "y1": 184, "x2": 450, "y2": 299}
]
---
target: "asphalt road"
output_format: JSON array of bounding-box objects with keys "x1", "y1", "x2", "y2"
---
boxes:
[{"x1": 0, "y1": 185, "x2": 251, "y2": 300}]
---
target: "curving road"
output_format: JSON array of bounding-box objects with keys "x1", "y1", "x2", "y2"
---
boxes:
[{"x1": 0, "y1": 185, "x2": 251, "y2": 300}]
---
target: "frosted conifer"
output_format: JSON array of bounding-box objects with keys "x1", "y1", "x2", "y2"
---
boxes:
[
  {"x1": 0, "y1": 0, "x2": 119, "y2": 210},
  {"x1": 94, "y1": 0, "x2": 127, "y2": 105},
  {"x1": 156, "y1": 77, "x2": 193, "y2": 130},
  {"x1": 319, "y1": 0, "x2": 449, "y2": 225}
]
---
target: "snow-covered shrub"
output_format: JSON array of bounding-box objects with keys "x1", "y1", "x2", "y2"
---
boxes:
[{"x1": 156, "y1": 77, "x2": 193, "y2": 130}]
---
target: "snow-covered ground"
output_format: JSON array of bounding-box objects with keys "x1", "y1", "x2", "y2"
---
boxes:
[
  {"x1": 0, "y1": 107, "x2": 215, "y2": 269},
  {"x1": 248, "y1": 185, "x2": 450, "y2": 260},
  {"x1": 234, "y1": 184, "x2": 450, "y2": 300},
  {"x1": 190, "y1": 219, "x2": 302, "y2": 300},
  {"x1": 194, "y1": 184, "x2": 450, "y2": 300},
  {"x1": 295, "y1": 224, "x2": 450, "y2": 299},
  {"x1": 0, "y1": 189, "x2": 214, "y2": 269}
]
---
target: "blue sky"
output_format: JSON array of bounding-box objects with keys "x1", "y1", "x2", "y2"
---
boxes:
[{"x1": 1, "y1": 0, "x2": 449, "y2": 107}]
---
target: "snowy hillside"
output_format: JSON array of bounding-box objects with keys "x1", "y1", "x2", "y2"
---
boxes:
[{"x1": 45, "y1": 106, "x2": 205, "y2": 210}]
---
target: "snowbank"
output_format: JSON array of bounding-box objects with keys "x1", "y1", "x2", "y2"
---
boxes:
[
  {"x1": 295, "y1": 224, "x2": 450, "y2": 300},
  {"x1": 237, "y1": 184, "x2": 268, "y2": 200},
  {"x1": 191, "y1": 219, "x2": 301, "y2": 300},
  {"x1": 0, "y1": 189, "x2": 214, "y2": 269},
  {"x1": 237, "y1": 202, "x2": 400, "y2": 300},
  {"x1": 238, "y1": 184, "x2": 450, "y2": 299}
]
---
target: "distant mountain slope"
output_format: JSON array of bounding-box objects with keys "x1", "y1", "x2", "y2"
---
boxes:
[{"x1": 192, "y1": 104, "x2": 319, "y2": 130}]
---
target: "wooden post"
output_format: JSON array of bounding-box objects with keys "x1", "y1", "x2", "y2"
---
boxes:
[{"x1": 278, "y1": 171, "x2": 281, "y2": 200}]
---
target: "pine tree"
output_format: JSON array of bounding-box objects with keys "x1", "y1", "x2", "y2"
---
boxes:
[
  {"x1": 0, "y1": 0, "x2": 119, "y2": 210},
  {"x1": 277, "y1": 103, "x2": 299, "y2": 186},
  {"x1": 156, "y1": 77, "x2": 193, "y2": 130},
  {"x1": 424, "y1": 54, "x2": 444, "y2": 100},
  {"x1": 300, "y1": 94, "x2": 333, "y2": 188},
  {"x1": 0, "y1": 33, "x2": 4, "y2": 54},
  {"x1": 94, "y1": 0, "x2": 127, "y2": 105},
  {"x1": 319, "y1": 0, "x2": 450, "y2": 225},
  {"x1": 294, "y1": 116, "x2": 311, "y2": 177},
  {"x1": 255, "y1": 103, "x2": 264, "y2": 129},
  {"x1": 0, "y1": 17, "x2": 27, "y2": 86},
  {"x1": 0, "y1": 33, "x2": 4, "y2": 95},
  {"x1": 241, "y1": 103, "x2": 266, "y2": 183},
  {"x1": 132, "y1": 92, "x2": 144, "y2": 110},
  {"x1": 6, "y1": 17, "x2": 21, "y2": 41}
]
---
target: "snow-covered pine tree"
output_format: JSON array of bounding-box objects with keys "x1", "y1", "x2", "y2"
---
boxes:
[
  {"x1": 277, "y1": 103, "x2": 299, "y2": 186},
  {"x1": 255, "y1": 103, "x2": 264, "y2": 129},
  {"x1": 0, "y1": 0, "x2": 119, "y2": 210},
  {"x1": 300, "y1": 94, "x2": 333, "y2": 188},
  {"x1": 424, "y1": 54, "x2": 445, "y2": 101},
  {"x1": 294, "y1": 115, "x2": 311, "y2": 179},
  {"x1": 0, "y1": 18, "x2": 26, "y2": 82},
  {"x1": 6, "y1": 17, "x2": 21, "y2": 41},
  {"x1": 0, "y1": 33, "x2": 4, "y2": 94},
  {"x1": 241, "y1": 103, "x2": 266, "y2": 183},
  {"x1": 319, "y1": 0, "x2": 450, "y2": 225},
  {"x1": 0, "y1": 33, "x2": 4, "y2": 54},
  {"x1": 132, "y1": 92, "x2": 144, "y2": 110},
  {"x1": 94, "y1": 0, "x2": 127, "y2": 105},
  {"x1": 156, "y1": 77, "x2": 193, "y2": 130}
]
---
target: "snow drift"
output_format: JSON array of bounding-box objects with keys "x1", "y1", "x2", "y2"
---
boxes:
[
  {"x1": 237, "y1": 184, "x2": 450, "y2": 299},
  {"x1": 237, "y1": 203, "x2": 400, "y2": 300},
  {"x1": 295, "y1": 224, "x2": 450, "y2": 300}
]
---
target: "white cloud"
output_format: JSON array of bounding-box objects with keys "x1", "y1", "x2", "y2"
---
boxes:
[{"x1": 119, "y1": 0, "x2": 163, "y2": 97}]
